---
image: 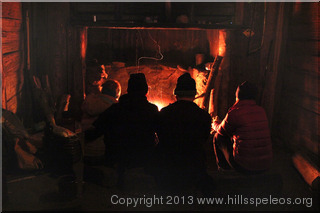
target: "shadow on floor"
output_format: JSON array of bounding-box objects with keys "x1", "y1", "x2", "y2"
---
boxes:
[{"x1": 3, "y1": 146, "x2": 319, "y2": 211}]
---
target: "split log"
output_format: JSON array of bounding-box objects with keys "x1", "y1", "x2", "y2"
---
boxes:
[
  {"x1": 208, "y1": 89, "x2": 215, "y2": 117},
  {"x1": 199, "y1": 55, "x2": 223, "y2": 110},
  {"x1": 292, "y1": 153, "x2": 319, "y2": 191}
]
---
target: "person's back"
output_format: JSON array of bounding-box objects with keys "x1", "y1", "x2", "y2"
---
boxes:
[
  {"x1": 158, "y1": 100, "x2": 211, "y2": 174},
  {"x1": 227, "y1": 99, "x2": 272, "y2": 170},
  {"x1": 212, "y1": 81, "x2": 272, "y2": 172},
  {"x1": 93, "y1": 73, "x2": 158, "y2": 168},
  {"x1": 156, "y1": 73, "x2": 212, "y2": 190},
  {"x1": 100, "y1": 93, "x2": 158, "y2": 167}
]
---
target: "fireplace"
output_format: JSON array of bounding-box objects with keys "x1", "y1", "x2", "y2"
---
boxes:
[{"x1": 84, "y1": 28, "x2": 227, "y2": 112}]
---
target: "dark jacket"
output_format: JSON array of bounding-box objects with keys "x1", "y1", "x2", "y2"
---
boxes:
[
  {"x1": 157, "y1": 100, "x2": 212, "y2": 174},
  {"x1": 93, "y1": 93, "x2": 159, "y2": 167},
  {"x1": 212, "y1": 100, "x2": 272, "y2": 171}
]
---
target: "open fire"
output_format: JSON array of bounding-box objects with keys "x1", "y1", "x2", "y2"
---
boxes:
[
  {"x1": 151, "y1": 100, "x2": 167, "y2": 111},
  {"x1": 86, "y1": 28, "x2": 227, "y2": 113}
]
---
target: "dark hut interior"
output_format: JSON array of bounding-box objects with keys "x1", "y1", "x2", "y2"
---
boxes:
[{"x1": 1, "y1": 1, "x2": 319, "y2": 211}]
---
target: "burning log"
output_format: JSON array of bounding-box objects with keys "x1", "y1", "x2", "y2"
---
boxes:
[{"x1": 199, "y1": 55, "x2": 223, "y2": 110}]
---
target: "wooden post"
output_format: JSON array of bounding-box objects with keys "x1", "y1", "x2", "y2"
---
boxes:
[
  {"x1": 208, "y1": 89, "x2": 215, "y2": 117},
  {"x1": 26, "y1": 10, "x2": 30, "y2": 71},
  {"x1": 199, "y1": 55, "x2": 223, "y2": 110}
]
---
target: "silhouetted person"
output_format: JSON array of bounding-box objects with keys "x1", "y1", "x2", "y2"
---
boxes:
[
  {"x1": 155, "y1": 73, "x2": 212, "y2": 192},
  {"x1": 91, "y1": 73, "x2": 158, "y2": 188},
  {"x1": 212, "y1": 81, "x2": 272, "y2": 174}
]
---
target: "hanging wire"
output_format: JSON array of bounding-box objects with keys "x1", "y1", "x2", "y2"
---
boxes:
[{"x1": 137, "y1": 30, "x2": 164, "y2": 70}]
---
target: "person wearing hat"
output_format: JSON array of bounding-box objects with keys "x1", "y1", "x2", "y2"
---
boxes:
[
  {"x1": 155, "y1": 72, "x2": 213, "y2": 192},
  {"x1": 90, "y1": 73, "x2": 158, "y2": 188},
  {"x1": 212, "y1": 81, "x2": 272, "y2": 173}
]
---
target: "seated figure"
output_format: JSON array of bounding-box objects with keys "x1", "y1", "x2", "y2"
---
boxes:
[
  {"x1": 88, "y1": 73, "x2": 159, "y2": 188},
  {"x1": 212, "y1": 81, "x2": 273, "y2": 174},
  {"x1": 2, "y1": 109, "x2": 43, "y2": 171},
  {"x1": 155, "y1": 73, "x2": 212, "y2": 191},
  {"x1": 81, "y1": 79, "x2": 121, "y2": 159}
]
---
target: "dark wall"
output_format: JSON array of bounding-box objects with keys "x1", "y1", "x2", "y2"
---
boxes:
[
  {"x1": 27, "y1": 2, "x2": 86, "y2": 122},
  {"x1": 86, "y1": 28, "x2": 212, "y2": 68},
  {"x1": 29, "y1": 3, "x2": 70, "y2": 101},
  {"x1": 273, "y1": 3, "x2": 319, "y2": 160},
  {"x1": 70, "y1": 2, "x2": 235, "y2": 25}
]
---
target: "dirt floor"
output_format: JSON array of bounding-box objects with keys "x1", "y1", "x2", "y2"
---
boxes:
[{"x1": 2, "y1": 145, "x2": 319, "y2": 212}]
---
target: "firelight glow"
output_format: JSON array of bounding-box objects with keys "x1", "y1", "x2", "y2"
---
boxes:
[
  {"x1": 153, "y1": 101, "x2": 166, "y2": 111},
  {"x1": 218, "y1": 30, "x2": 226, "y2": 56},
  {"x1": 81, "y1": 31, "x2": 86, "y2": 59}
]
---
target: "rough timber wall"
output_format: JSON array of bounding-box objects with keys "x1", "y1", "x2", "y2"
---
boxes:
[
  {"x1": 1, "y1": 2, "x2": 24, "y2": 114},
  {"x1": 28, "y1": 3, "x2": 86, "y2": 122},
  {"x1": 29, "y1": 3, "x2": 70, "y2": 102},
  {"x1": 86, "y1": 28, "x2": 212, "y2": 68},
  {"x1": 273, "y1": 2, "x2": 319, "y2": 161}
]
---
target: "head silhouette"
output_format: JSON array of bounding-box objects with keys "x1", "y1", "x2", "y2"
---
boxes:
[
  {"x1": 127, "y1": 73, "x2": 148, "y2": 96},
  {"x1": 174, "y1": 73, "x2": 197, "y2": 98},
  {"x1": 236, "y1": 81, "x2": 257, "y2": 100},
  {"x1": 101, "y1": 80, "x2": 121, "y2": 100}
]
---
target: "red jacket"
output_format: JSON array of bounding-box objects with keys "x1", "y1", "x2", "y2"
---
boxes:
[{"x1": 212, "y1": 100, "x2": 272, "y2": 171}]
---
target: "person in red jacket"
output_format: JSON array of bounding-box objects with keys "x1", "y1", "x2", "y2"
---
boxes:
[{"x1": 212, "y1": 81, "x2": 272, "y2": 173}]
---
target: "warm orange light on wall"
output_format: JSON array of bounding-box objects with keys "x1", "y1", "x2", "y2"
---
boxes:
[
  {"x1": 218, "y1": 30, "x2": 226, "y2": 57},
  {"x1": 80, "y1": 30, "x2": 87, "y2": 60},
  {"x1": 293, "y1": 2, "x2": 302, "y2": 15}
]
